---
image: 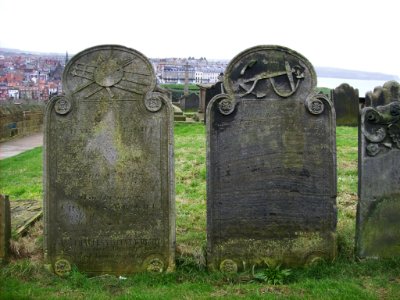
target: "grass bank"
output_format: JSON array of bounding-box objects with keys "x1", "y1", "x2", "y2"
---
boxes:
[{"x1": 1, "y1": 124, "x2": 400, "y2": 299}]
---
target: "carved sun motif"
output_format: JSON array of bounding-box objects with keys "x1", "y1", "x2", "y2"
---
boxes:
[{"x1": 70, "y1": 54, "x2": 151, "y2": 98}]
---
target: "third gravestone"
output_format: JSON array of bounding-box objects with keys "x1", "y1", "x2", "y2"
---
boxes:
[
  {"x1": 206, "y1": 45, "x2": 337, "y2": 272},
  {"x1": 44, "y1": 45, "x2": 175, "y2": 275},
  {"x1": 331, "y1": 83, "x2": 359, "y2": 126},
  {"x1": 357, "y1": 80, "x2": 400, "y2": 258}
]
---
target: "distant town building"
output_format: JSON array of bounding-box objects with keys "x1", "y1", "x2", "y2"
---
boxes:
[
  {"x1": 0, "y1": 50, "x2": 228, "y2": 101},
  {"x1": 0, "y1": 50, "x2": 66, "y2": 101},
  {"x1": 153, "y1": 57, "x2": 227, "y2": 84}
]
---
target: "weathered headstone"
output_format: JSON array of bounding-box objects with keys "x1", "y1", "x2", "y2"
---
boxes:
[
  {"x1": 357, "y1": 81, "x2": 400, "y2": 258},
  {"x1": 365, "y1": 80, "x2": 400, "y2": 107},
  {"x1": 172, "y1": 104, "x2": 186, "y2": 122},
  {"x1": 331, "y1": 83, "x2": 359, "y2": 126},
  {"x1": 198, "y1": 84, "x2": 212, "y2": 114},
  {"x1": 204, "y1": 80, "x2": 224, "y2": 123},
  {"x1": 0, "y1": 195, "x2": 11, "y2": 264},
  {"x1": 206, "y1": 45, "x2": 337, "y2": 271},
  {"x1": 180, "y1": 93, "x2": 199, "y2": 111},
  {"x1": 44, "y1": 45, "x2": 175, "y2": 275}
]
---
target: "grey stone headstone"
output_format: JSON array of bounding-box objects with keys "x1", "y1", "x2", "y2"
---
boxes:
[
  {"x1": 0, "y1": 195, "x2": 11, "y2": 264},
  {"x1": 206, "y1": 45, "x2": 337, "y2": 272},
  {"x1": 204, "y1": 81, "x2": 224, "y2": 122},
  {"x1": 332, "y1": 83, "x2": 359, "y2": 126},
  {"x1": 180, "y1": 93, "x2": 199, "y2": 111},
  {"x1": 44, "y1": 45, "x2": 175, "y2": 276},
  {"x1": 365, "y1": 81, "x2": 400, "y2": 107},
  {"x1": 357, "y1": 82, "x2": 400, "y2": 258}
]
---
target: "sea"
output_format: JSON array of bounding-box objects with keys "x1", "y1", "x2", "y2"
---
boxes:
[{"x1": 317, "y1": 77, "x2": 390, "y2": 97}]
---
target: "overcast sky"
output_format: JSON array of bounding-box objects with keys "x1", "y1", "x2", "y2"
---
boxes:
[{"x1": 1, "y1": 0, "x2": 399, "y2": 76}]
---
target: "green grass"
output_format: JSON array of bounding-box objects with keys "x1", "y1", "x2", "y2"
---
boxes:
[
  {"x1": 160, "y1": 83, "x2": 200, "y2": 92},
  {"x1": 0, "y1": 146, "x2": 43, "y2": 199},
  {"x1": 1, "y1": 124, "x2": 400, "y2": 299}
]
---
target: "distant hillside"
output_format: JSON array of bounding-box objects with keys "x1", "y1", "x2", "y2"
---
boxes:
[
  {"x1": 1, "y1": 47, "x2": 399, "y2": 81},
  {"x1": 0, "y1": 48, "x2": 64, "y2": 57},
  {"x1": 315, "y1": 67, "x2": 399, "y2": 81}
]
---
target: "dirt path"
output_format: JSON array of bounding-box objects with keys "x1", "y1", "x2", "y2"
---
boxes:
[{"x1": 0, "y1": 133, "x2": 43, "y2": 160}]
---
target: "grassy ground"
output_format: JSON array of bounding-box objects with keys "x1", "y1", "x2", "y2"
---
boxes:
[
  {"x1": 1, "y1": 124, "x2": 400, "y2": 299},
  {"x1": 0, "y1": 147, "x2": 43, "y2": 200}
]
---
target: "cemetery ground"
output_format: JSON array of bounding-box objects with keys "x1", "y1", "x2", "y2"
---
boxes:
[{"x1": 1, "y1": 124, "x2": 400, "y2": 299}]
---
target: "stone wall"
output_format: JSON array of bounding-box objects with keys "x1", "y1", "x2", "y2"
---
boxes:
[{"x1": 0, "y1": 100, "x2": 45, "y2": 142}]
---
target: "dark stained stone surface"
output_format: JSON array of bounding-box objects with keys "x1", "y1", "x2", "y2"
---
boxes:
[
  {"x1": 206, "y1": 45, "x2": 337, "y2": 272},
  {"x1": 357, "y1": 84, "x2": 400, "y2": 258},
  {"x1": 0, "y1": 195, "x2": 11, "y2": 264},
  {"x1": 332, "y1": 83, "x2": 359, "y2": 126},
  {"x1": 180, "y1": 93, "x2": 199, "y2": 111},
  {"x1": 44, "y1": 45, "x2": 175, "y2": 275}
]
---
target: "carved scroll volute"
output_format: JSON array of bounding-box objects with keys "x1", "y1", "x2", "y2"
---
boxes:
[
  {"x1": 208, "y1": 94, "x2": 236, "y2": 116},
  {"x1": 52, "y1": 95, "x2": 72, "y2": 115},
  {"x1": 361, "y1": 101, "x2": 400, "y2": 156},
  {"x1": 144, "y1": 91, "x2": 166, "y2": 113},
  {"x1": 305, "y1": 92, "x2": 333, "y2": 116}
]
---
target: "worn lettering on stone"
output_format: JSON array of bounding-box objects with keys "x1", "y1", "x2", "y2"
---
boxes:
[
  {"x1": 206, "y1": 45, "x2": 337, "y2": 272},
  {"x1": 44, "y1": 45, "x2": 175, "y2": 275}
]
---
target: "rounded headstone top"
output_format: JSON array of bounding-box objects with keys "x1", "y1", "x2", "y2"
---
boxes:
[
  {"x1": 63, "y1": 45, "x2": 156, "y2": 99},
  {"x1": 224, "y1": 45, "x2": 317, "y2": 100},
  {"x1": 172, "y1": 104, "x2": 183, "y2": 113}
]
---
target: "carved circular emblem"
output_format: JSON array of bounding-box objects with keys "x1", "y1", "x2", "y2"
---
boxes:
[
  {"x1": 219, "y1": 259, "x2": 238, "y2": 273},
  {"x1": 144, "y1": 92, "x2": 163, "y2": 112},
  {"x1": 365, "y1": 109, "x2": 381, "y2": 122},
  {"x1": 308, "y1": 98, "x2": 324, "y2": 115},
  {"x1": 54, "y1": 259, "x2": 72, "y2": 276},
  {"x1": 366, "y1": 143, "x2": 380, "y2": 156},
  {"x1": 218, "y1": 98, "x2": 235, "y2": 115},
  {"x1": 146, "y1": 258, "x2": 164, "y2": 273},
  {"x1": 94, "y1": 58, "x2": 124, "y2": 87},
  {"x1": 54, "y1": 96, "x2": 71, "y2": 115},
  {"x1": 305, "y1": 253, "x2": 325, "y2": 267}
]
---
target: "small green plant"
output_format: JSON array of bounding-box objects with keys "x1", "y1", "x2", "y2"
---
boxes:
[{"x1": 251, "y1": 264, "x2": 292, "y2": 285}]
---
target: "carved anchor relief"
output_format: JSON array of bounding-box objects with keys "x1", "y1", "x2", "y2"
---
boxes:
[{"x1": 238, "y1": 60, "x2": 305, "y2": 98}]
